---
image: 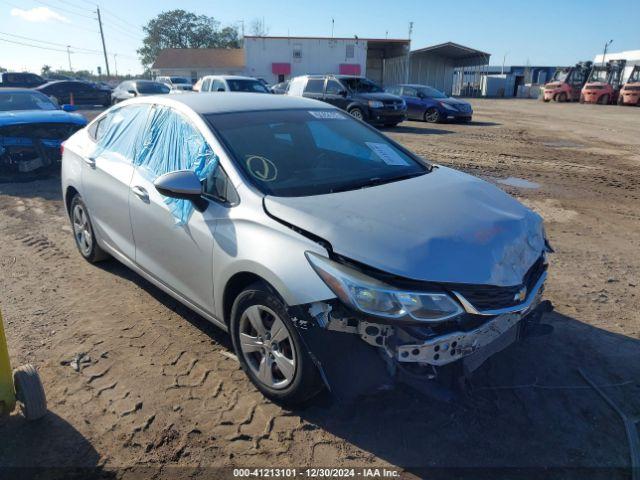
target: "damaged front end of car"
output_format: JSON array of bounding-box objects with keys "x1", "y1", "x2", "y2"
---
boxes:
[
  {"x1": 288, "y1": 252, "x2": 553, "y2": 402},
  {"x1": 0, "y1": 122, "x2": 84, "y2": 180}
]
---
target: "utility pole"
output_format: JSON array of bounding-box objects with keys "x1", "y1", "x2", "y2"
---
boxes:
[
  {"x1": 502, "y1": 51, "x2": 508, "y2": 74},
  {"x1": 405, "y1": 21, "x2": 413, "y2": 83},
  {"x1": 66, "y1": 45, "x2": 72, "y2": 71},
  {"x1": 113, "y1": 53, "x2": 118, "y2": 77},
  {"x1": 602, "y1": 39, "x2": 613, "y2": 66},
  {"x1": 96, "y1": 6, "x2": 111, "y2": 77},
  {"x1": 331, "y1": 18, "x2": 334, "y2": 38}
]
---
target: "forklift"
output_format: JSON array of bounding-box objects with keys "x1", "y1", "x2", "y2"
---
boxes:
[
  {"x1": 0, "y1": 309, "x2": 47, "y2": 420},
  {"x1": 618, "y1": 65, "x2": 640, "y2": 106},
  {"x1": 580, "y1": 59, "x2": 627, "y2": 104},
  {"x1": 543, "y1": 61, "x2": 592, "y2": 102}
]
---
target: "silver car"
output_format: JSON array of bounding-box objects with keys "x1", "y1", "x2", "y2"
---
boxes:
[{"x1": 61, "y1": 93, "x2": 551, "y2": 404}]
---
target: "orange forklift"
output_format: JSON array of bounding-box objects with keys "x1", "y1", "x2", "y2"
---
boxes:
[
  {"x1": 543, "y1": 62, "x2": 592, "y2": 102},
  {"x1": 580, "y1": 59, "x2": 626, "y2": 105},
  {"x1": 617, "y1": 65, "x2": 640, "y2": 106}
]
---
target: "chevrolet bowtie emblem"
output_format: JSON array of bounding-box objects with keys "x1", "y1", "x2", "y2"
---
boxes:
[{"x1": 514, "y1": 287, "x2": 527, "y2": 302}]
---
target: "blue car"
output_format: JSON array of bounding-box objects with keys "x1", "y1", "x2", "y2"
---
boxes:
[
  {"x1": 386, "y1": 84, "x2": 473, "y2": 123},
  {"x1": 1, "y1": 88, "x2": 86, "y2": 178}
]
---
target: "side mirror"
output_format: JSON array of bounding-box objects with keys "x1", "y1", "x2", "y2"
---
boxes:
[
  {"x1": 217, "y1": 87, "x2": 225, "y2": 92},
  {"x1": 339, "y1": 89, "x2": 348, "y2": 97},
  {"x1": 61, "y1": 104, "x2": 76, "y2": 112},
  {"x1": 127, "y1": 89, "x2": 137, "y2": 96},
  {"x1": 154, "y1": 170, "x2": 205, "y2": 209},
  {"x1": 417, "y1": 92, "x2": 425, "y2": 99}
]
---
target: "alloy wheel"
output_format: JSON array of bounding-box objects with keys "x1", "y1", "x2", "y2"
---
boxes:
[
  {"x1": 72, "y1": 203, "x2": 92, "y2": 257},
  {"x1": 238, "y1": 305, "x2": 297, "y2": 389},
  {"x1": 349, "y1": 108, "x2": 363, "y2": 120}
]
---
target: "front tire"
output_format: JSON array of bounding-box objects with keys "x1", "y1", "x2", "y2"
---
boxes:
[
  {"x1": 230, "y1": 283, "x2": 322, "y2": 405},
  {"x1": 424, "y1": 107, "x2": 442, "y2": 123},
  {"x1": 557, "y1": 92, "x2": 568, "y2": 102},
  {"x1": 70, "y1": 194, "x2": 109, "y2": 263},
  {"x1": 347, "y1": 107, "x2": 365, "y2": 121},
  {"x1": 599, "y1": 94, "x2": 610, "y2": 105}
]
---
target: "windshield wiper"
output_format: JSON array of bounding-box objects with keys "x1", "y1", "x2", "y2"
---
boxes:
[{"x1": 329, "y1": 171, "x2": 427, "y2": 193}]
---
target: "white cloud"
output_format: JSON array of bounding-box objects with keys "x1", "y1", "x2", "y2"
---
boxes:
[{"x1": 10, "y1": 7, "x2": 69, "y2": 23}]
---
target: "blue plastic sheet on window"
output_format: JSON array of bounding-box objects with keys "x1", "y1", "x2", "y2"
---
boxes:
[
  {"x1": 93, "y1": 104, "x2": 218, "y2": 225},
  {"x1": 134, "y1": 106, "x2": 218, "y2": 225}
]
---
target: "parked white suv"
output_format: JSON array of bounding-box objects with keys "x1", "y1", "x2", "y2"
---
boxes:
[{"x1": 156, "y1": 76, "x2": 193, "y2": 92}]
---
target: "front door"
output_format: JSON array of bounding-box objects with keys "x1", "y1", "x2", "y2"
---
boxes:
[
  {"x1": 128, "y1": 106, "x2": 220, "y2": 313},
  {"x1": 323, "y1": 79, "x2": 349, "y2": 110},
  {"x1": 401, "y1": 86, "x2": 422, "y2": 119}
]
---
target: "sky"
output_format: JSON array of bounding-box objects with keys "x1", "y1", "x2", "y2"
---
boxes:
[{"x1": 1, "y1": 0, "x2": 638, "y2": 76}]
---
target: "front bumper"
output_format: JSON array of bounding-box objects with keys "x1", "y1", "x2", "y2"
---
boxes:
[{"x1": 367, "y1": 108, "x2": 407, "y2": 125}]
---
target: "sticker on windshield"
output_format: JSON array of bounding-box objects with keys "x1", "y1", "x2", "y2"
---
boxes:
[
  {"x1": 245, "y1": 154, "x2": 278, "y2": 182},
  {"x1": 366, "y1": 142, "x2": 410, "y2": 166},
  {"x1": 308, "y1": 110, "x2": 346, "y2": 120}
]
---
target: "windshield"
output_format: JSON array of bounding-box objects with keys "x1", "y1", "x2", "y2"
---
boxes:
[
  {"x1": 552, "y1": 69, "x2": 570, "y2": 83},
  {"x1": 227, "y1": 79, "x2": 270, "y2": 93},
  {"x1": 170, "y1": 77, "x2": 190, "y2": 84},
  {"x1": 341, "y1": 78, "x2": 384, "y2": 94},
  {"x1": 0, "y1": 91, "x2": 57, "y2": 112},
  {"x1": 629, "y1": 68, "x2": 640, "y2": 83},
  {"x1": 588, "y1": 68, "x2": 608, "y2": 83},
  {"x1": 136, "y1": 82, "x2": 170, "y2": 94},
  {"x1": 207, "y1": 109, "x2": 428, "y2": 197},
  {"x1": 418, "y1": 86, "x2": 447, "y2": 98}
]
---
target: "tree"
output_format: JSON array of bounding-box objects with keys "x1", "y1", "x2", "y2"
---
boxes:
[
  {"x1": 137, "y1": 9, "x2": 241, "y2": 69},
  {"x1": 41, "y1": 65, "x2": 52, "y2": 77},
  {"x1": 250, "y1": 18, "x2": 269, "y2": 36}
]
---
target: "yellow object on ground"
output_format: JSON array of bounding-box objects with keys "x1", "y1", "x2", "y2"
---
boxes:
[{"x1": 0, "y1": 309, "x2": 17, "y2": 415}]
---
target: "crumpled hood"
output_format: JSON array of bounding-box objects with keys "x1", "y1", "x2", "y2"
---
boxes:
[
  {"x1": 0, "y1": 109, "x2": 87, "y2": 127},
  {"x1": 265, "y1": 166, "x2": 545, "y2": 287}
]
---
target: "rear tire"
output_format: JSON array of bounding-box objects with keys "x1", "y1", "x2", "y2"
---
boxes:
[
  {"x1": 557, "y1": 92, "x2": 568, "y2": 102},
  {"x1": 230, "y1": 282, "x2": 323, "y2": 405},
  {"x1": 69, "y1": 194, "x2": 109, "y2": 263},
  {"x1": 617, "y1": 95, "x2": 624, "y2": 106},
  {"x1": 599, "y1": 94, "x2": 610, "y2": 105},
  {"x1": 13, "y1": 364, "x2": 47, "y2": 421},
  {"x1": 424, "y1": 107, "x2": 442, "y2": 123},
  {"x1": 579, "y1": 94, "x2": 585, "y2": 104}
]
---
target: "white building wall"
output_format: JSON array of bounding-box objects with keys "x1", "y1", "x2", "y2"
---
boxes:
[
  {"x1": 244, "y1": 37, "x2": 367, "y2": 84},
  {"x1": 153, "y1": 67, "x2": 245, "y2": 81}
]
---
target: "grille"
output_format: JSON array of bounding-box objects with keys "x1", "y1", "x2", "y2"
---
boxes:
[
  {"x1": 383, "y1": 100, "x2": 405, "y2": 109},
  {"x1": 625, "y1": 85, "x2": 640, "y2": 91},
  {"x1": 450, "y1": 256, "x2": 546, "y2": 311}
]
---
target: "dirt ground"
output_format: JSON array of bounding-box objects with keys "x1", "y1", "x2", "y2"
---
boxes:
[{"x1": 0, "y1": 99, "x2": 639, "y2": 480}]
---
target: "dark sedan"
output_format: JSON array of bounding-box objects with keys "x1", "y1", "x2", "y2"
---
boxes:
[
  {"x1": 36, "y1": 80, "x2": 111, "y2": 107},
  {"x1": 111, "y1": 80, "x2": 170, "y2": 104},
  {"x1": 386, "y1": 84, "x2": 473, "y2": 123}
]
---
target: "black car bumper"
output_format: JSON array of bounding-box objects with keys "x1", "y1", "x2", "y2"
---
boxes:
[{"x1": 366, "y1": 108, "x2": 407, "y2": 125}]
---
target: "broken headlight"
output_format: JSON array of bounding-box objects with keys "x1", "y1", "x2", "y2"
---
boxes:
[{"x1": 305, "y1": 252, "x2": 463, "y2": 322}]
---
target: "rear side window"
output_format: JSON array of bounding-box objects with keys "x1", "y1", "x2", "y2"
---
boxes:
[
  {"x1": 304, "y1": 79, "x2": 325, "y2": 94},
  {"x1": 92, "y1": 104, "x2": 151, "y2": 159}
]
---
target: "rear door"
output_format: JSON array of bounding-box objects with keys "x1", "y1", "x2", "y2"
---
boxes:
[
  {"x1": 128, "y1": 105, "x2": 223, "y2": 313},
  {"x1": 81, "y1": 104, "x2": 151, "y2": 260}
]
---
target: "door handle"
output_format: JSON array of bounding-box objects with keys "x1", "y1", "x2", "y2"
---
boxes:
[
  {"x1": 131, "y1": 185, "x2": 149, "y2": 202},
  {"x1": 83, "y1": 156, "x2": 96, "y2": 168}
]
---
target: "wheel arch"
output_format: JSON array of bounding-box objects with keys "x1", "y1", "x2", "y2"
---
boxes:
[
  {"x1": 222, "y1": 272, "x2": 280, "y2": 326},
  {"x1": 64, "y1": 185, "x2": 79, "y2": 214}
]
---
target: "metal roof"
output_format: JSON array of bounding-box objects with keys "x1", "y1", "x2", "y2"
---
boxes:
[
  {"x1": 152, "y1": 48, "x2": 245, "y2": 70},
  {"x1": 411, "y1": 42, "x2": 490, "y2": 66},
  {"x1": 244, "y1": 35, "x2": 409, "y2": 43}
]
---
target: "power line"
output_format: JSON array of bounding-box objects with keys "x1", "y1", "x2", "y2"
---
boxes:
[
  {"x1": 31, "y1": 0, "x2": 96, "y2": 20},
  {"x1": 0, "y1": 31, "x2": 101, "y2": 54}
]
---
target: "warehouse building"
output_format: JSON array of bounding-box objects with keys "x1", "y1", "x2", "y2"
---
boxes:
[
  {"x1": 383, "y1": 42, "x2": 491, "y2": 95},
  {"x1": 151, "y1": 48, "x2": 245, "y2": 82},
  {"x1": 243, "y1": 35, "x2": 410, "y2": 85}
]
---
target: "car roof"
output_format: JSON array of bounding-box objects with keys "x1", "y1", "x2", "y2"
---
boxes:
[
  {"x1": 203, "y1": 75, "x2": 258, "y2": 80},
  {"x1": 132, "y1": 92, "x2": 334, "y2": 114}
]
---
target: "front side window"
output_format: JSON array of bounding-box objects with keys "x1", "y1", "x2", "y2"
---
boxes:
[
  {"x1": 212, "y1": 80, "x2": 226, "y2": 91},
  {"x1": 325, "y1": 79, "x2": 343, "y2": 95},
  {"x1": 136, "y1": 106, "x2": 218, "y2": 222},
  {"x1": 136, "y1": 82, "x2": 170, "y2": 94},
  {"x1": 207, "y1": 109, "x2": 428, "y2": 197},
  {"x1": 418, "y1": 86, "x2": 447, "y2": 99},
  {"x1": 342, "y1": 77, "x2": 383, "y2": 93},
  {"x1": 226, "y1": 79, "x2": 270, "y2": 93},
  {"x1": 403, "y1": 86, "x2": 418, "y2": 97},
  {"x1": 304, "y1": 79, "x2": 325, "y2": 94}
]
